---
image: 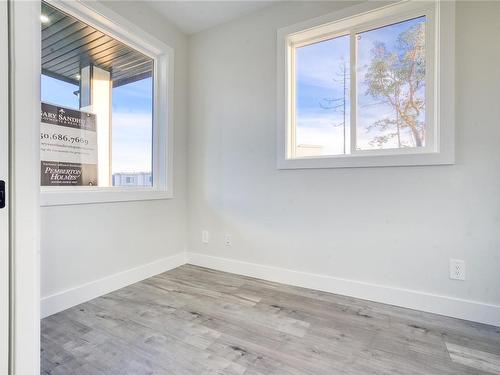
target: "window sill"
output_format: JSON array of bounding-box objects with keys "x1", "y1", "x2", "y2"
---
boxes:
[
  {"x1": 40, "y1": 187, "x2": 173, "y2": 206},
  {"x1": 277, "y1": 151, "x2": 454, "y2": 170}
]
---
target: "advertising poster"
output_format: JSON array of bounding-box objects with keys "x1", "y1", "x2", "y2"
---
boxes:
[{"x1": 40, "y1": 103, "x2": 98, "y2": 186}]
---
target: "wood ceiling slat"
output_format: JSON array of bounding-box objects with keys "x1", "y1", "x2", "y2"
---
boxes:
[
  {"x1": 112, "y1": 55, "x2": 152, "y2": 70},
  {"x1": 113, "y1": 63, "x2": 152, "y2": 76},
  {"x1": 106, "y1": 54, "x2": 151, "y2": 73},
  {"x1": 41, "y1": 1, "x2": 153, "y2": 88},
  {"x1": 55, "y1": 45, "x2": 128, "y2": 76},
  {"x1": 50, "y1": 49, "x2": 149, "y2": 78},
  {"x1": 42, "y1": 68, "x2": 79, "y2": 86},
  {"x1": 59, "y1": 68, "x2": 80, "y2": 80},
  {"x1": 41, "y1": 6, "x2": 62, "y2": 31},
  {"x1": 42, "y1": 17, "x2": 78, "y2": 39},
  {"x1": 41, "y1": 11, "x2": 66, "y2": 31},
  {"x1": 42, "y1": 34, "x2": 113, "y2": 67},
  {"x1": 92, "y1": 49, "x2": 135, "y2": 68},
  {"x1": 42, "y1": 23, "x2": 91, "y2": 52},
  {"x1": 44, "y1": 40, "x2": 123, "y2": 76},
  {"x1": 112, "y1": 61, "x2": 153, "y2": 79},
  {"x1": 113, "y1": 69, "x2": 152, "y2": 84},
  {"x1": 52, "y1": 53, "x2": 153, "y2": 84},
  {"x1": 113, "y1": 71, "x2": 152, "y2": 88},
  {"x1": 41, "y1": 3, "x2": 58, "y2": 17},
  {"x1": 42, "y1": 31, "x2": 110, "y2": 65},
  {"x1": 86, "y1": 47, "x2": 135, "y2": 69},
  {"x1": 111, "y1": 61, "x2": 153, "y2": 77},
  {"x1": 113, "y1": 74, "x2": 152, "y2": 88}
]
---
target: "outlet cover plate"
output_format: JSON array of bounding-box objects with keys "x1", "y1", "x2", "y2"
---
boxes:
[
  {"x1": 450, "y1": 259, "x2": 466, "y2": 281},
  {"x1": 202, "y1": 230, "x2": 209, "y2": 244}
]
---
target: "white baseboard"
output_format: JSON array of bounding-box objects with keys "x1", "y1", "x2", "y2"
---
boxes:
[
  {"x1": 186, "y1": 252, "x2": 500, "y2": 327},
  {"x1": 41, "y1": 252, "x2": 187, "y2": 318},
  {"x1": 41, "y1": 251, "x2": 500, "y2": 327}
]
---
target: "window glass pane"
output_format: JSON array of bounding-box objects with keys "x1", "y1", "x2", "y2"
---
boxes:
[
  {"x1": 295, "y1": 35, "x2": 350, "y2": 157},
  {"x1": 356, "y1": 16, "x2": 426, "y2": 150},
  {"x1": 40, "y1": 1, "x2": 154, "y2": 187},
  {"x1": 112, "y1": 78, "x2": 153, "y2": 187},
  {"x1": 41, "y1": 74, "x2": 79, "y2": 110}
]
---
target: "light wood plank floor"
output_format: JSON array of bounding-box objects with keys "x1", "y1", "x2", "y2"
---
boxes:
[{"x1": 41, "y1": 265, "x2": 500, "y2": 375}]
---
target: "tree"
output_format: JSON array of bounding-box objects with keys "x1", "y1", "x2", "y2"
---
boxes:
[
  {"x1": 364, "y1": 22, "x2": 425, "y2": 148},
  {"x1": 319, "y1": 58, "x2": 349, "y2": 154}
]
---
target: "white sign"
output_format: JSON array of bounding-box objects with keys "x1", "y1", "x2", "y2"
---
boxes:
[{"x1": 40, "y1": 103, "x2": 98, "y2": 186}]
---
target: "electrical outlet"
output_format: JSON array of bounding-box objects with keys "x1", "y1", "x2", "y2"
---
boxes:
[
  {"x1": 224, "y1": 234, "x2": 232, "y2": 246},
  {"x1": 450, "y1": 259, "x2": 466, "y2": 281},
  {"x1": 201, "y1": 230, "x2": 209, "y2": 244}
]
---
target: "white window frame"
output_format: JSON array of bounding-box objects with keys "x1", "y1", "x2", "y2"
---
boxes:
[
  {"x1": 40, "y1": 0, "x2": 174, "y2": 206},
  {"x1": 277, "y1": 1, "x2": 455, "y2": 169}
]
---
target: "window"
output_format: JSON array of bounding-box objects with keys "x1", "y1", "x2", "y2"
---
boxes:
[
  {"x1": 39, "y1": 1, "x2": 174, "y2": 205},
  {"x1": 277, "y1": 1, "x2": 455, "y2": 169}
]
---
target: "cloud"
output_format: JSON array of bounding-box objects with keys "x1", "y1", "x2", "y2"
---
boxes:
[
  {"x1": 112, "y1": 112, "x2": 152, "y2": 129},
  {"x1": 296, "y1": 35, "x2": 349, "y2": 90},
  {"x1": 111, "y1": 112, "x2": 153, "y2": 173},
  {"x1": 295, "y1": 115, "x2": 348, "y2": 155}
]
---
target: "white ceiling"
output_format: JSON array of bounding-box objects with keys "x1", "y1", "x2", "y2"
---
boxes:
[{"x1": 145, "y1": 1, "x2": 278, "y2": 35}]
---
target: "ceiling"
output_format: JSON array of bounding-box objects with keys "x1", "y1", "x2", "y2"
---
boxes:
[
  {"x1": 145, "y1": 1, "x2": 278, "y2": 35},
  {"x1": 41, "y1": 1, "x2": 280, "y2": 87},
  {"x1": 42, "y1": 1, "x2": 153, "y2": 87}
]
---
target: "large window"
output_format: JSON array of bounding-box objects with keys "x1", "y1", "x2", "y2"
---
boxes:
[
  {"x1": 277, "y1": 1, "x2": 455, "y2": 169},
  {"x1": 40, "y1": 1, "x2": 174, "y2": 205}
]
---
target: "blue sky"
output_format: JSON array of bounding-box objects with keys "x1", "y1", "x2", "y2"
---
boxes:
[
  {"x1": 111, "y1": 78, "x2": 153, "y2": 175},
  {"x1": 296, "y1": 34, "x2": 350, "y2": 156},
  {"x1": 41, "y1": 74, "x2": 153, "y2": 175},
  {"x1": 41, "y1": 75, "x2": 79, "y2": 109},
  {"x1": 295, "y1": 16, "x2": 425, "y2": 155}
]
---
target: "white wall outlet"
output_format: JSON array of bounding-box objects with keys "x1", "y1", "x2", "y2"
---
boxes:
[
  {"x1": 224, "y1": 234, "x2": 232, "y2": 246},
  {"x1": 201, "y1": 230, "x2": 209, "y2": 244},
  {"x1": 450, "y1": 259, "x2": 466, "y2": 281}
]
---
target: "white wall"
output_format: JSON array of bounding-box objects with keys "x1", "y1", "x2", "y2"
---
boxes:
[
  {"x1": 41, "y1": 1, "x2": 188, "y2": 305},
  {"x1": 187, "y1": 0, "x2": 500, "y2": 320},
  {"x1": 40, "y1": 0, "x2": 500, "y2": 326}
]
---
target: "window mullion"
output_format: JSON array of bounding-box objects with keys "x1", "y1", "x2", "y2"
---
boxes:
[
  {"x1": 349, "y1": 30, "x2": 357, "y2": 154},
  {"x1": 289, "y1": 43, "x2": 295, "y2": 159}
]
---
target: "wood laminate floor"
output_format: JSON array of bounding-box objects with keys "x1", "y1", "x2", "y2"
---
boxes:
[{"x1": 41, "y1": 265, "x2": 500, "y2": 375}]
